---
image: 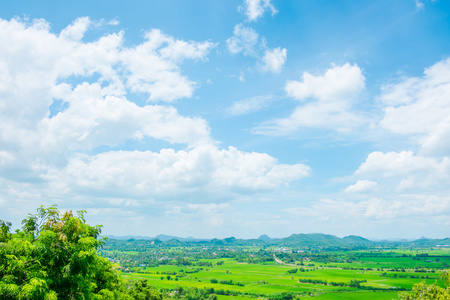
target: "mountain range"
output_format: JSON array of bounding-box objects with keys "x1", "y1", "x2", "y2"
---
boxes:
[{"x1": 105, "y1": 233, "x2": 450, "y2": 247}]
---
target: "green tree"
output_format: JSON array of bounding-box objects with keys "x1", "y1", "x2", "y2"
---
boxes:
[
  {"x1": 126, "y1": 280, "x2": 163, "y2": 300},
  {"x1": 0, "y1": 205, "x2": 163, "y2": 300},
  {"x1": 398, "y1": 271, "x2": 450, "y2": 300}
]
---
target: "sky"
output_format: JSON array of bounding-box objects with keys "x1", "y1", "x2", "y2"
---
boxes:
[{"x1": 1, "y1": 0, "x2": 450, "y2": 240}]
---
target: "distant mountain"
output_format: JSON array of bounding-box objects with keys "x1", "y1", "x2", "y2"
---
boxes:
[
  {"x1": 343, "y1": 235, "x2": 372, "y2": 244},
  {"x1": 165, "y1": 239, "x2": 183, "y2": 246},
  {"x1": 210, "y1": 238, "x2": 224, "y2": 245},
  {"x1": 374, "y1": 238, "x2": 414, "y2": 242},
  {"x1": 105, "y1": 233, "x2": 450, "y2": 248},
  {"x1": 409, "y1": 237, "x2": 450, "y2": 247},
  {"x1": 105, "y1": 234, "x2": 210, "y2": 242},
  {"x1": 155, "y1": 234, "x2": 179, "y2": 242},
  {"x1": 258, "y1": 234, "x2": 272, "y2": 241},
  {"x1": 224, "y1": 237, "x2": 236, "y2": 243},
  {"x1": 105, "y1": 235, "x2": 153, "y2": 240},
  {"x1": 280, "y1": 233, "x2": 343, "y2": 246}
]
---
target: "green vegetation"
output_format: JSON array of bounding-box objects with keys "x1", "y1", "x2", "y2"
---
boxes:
[
  {"x1": 102, "y1": 237, "x2": 450, "y2": 299},
  {"x1": 0, "y1": 206, "x2": 162, "y2": 300},
  {"x1": 1, "y1": 206, "x2": 449, "y2": 299},
  {"x1": 398, "y1": 271, "x2": 449, "y2": 299}
]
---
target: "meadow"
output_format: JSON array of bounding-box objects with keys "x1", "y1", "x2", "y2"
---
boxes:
[{"x1": 107, "y1": 246, "x2": 450, "y2": 299}]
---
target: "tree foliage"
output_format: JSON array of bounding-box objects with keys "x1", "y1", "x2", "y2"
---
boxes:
[
  {"x1": 126, "y1": 280, "x2": 163, "y2": 300},
  {"x1": 0, "y1": 205, "x2": 163, "y2": 300},
  {"x1": 398, "y1": 271, "x2": 450, "y2": 300}
]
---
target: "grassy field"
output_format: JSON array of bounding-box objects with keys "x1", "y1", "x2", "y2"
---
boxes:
[
  {"x1": 101, "y1": 243, "x2": 450, "y2": 299},
  {"x1": 121, "y1": 254, "x2": 447, "y2": 299}
]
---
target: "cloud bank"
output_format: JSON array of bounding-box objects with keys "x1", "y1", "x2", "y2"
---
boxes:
[{"x1": 0, "y1": 17, "x2": 310, "y2": 226}]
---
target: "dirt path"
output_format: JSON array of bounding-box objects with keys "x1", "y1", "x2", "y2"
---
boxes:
[{"x1": 273, "y1": 254, "x2": 297, "y2": 266}]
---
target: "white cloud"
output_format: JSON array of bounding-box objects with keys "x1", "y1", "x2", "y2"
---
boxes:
[
  {"x1": 415, "y1": 0, "x2": 424, "y2": 11},
  {"x1": 0, "y1": 17, "x2": 216, "y2": 183},
  {"x1": 59, "y1": 17, "x2": 91, "y2": 41},
  {"x1": 107, "y1": 19, "x2": 120, "y2": 26},
  {"x1": 226, "y1": 24, "x2": 286, "y2": 74},
  {"x1": 344, "y1": 180, "x2": 377, "y2": 193},
  {"x1": 226, "y1": 24, "x2": 260, "y2": 56},
  {"x1": 364, "y1": 196, "x2": 450, "y2": 220},
  {"x1": 43, "y1": 146, "x2": 310, "y2": 198},
  {"x1": 0, "y1": 16, "x2": 216, "y2": 133},
  {"x1": 349, "y1": 58, "x2": 450, "y2": 227},
  {"x1": 0, "y1": 17, "x2": 309, "y2": 206},
  {"x1": 285, "y1": 63, "x2": 365, "y2": 102},
  {"x1": 354, "y1": 150, "x2": 450, "y2": 192},
  {"x1": 283, "y1": 198, "x2": 366, "y2": 221},
  {"x1": 253, "y1": 63, "x2": 365, "y2": 134},
  {"x1": 240, "y1": 0, "x2": 278, "y2": 22},
  {"x1": 239, "y1": 72, "x2": 245, "y2": 82},
  {"x1": 121, "y1": 29, "x2": 216, "y2": 102},
  {"x1": 37, "y1": 83, "x2": 212, "y2": 152},
  {"x1": 261, "y1": 47, "x2": 287, "y2": 73},
  {"x1": 421, "y1": 117, "x2": 450, "y2": 156},
  {"x1": 227, "y1": 95, "x2": 277, "y2": 116},
  {"x1": 364, "y1": 198, "x2": 401, "y2": 219},
  {"x1": 285, "y1": 195, "x2": 450, "y2": 224},
  {"x1": 356, "y1": 151, "x2": 434, "y2": 176},
  {"x1": 186, "y1": 203, "x2": 230, "y2": 227},
  {"x1": 380, "y1": 58, "x2": 450, "y2": 156}
]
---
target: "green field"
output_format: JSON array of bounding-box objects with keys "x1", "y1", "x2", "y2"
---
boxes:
[
  {"x1": 118, "y1": 255, "x2": 447, "y2": 299},
  {"x1": 100, "y1": 238, "x2": 450, "y2": 299}
]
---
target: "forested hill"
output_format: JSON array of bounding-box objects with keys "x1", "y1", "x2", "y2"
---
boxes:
[{"x1": 104, "y1": 233, "x2": 450, "y2": 249}]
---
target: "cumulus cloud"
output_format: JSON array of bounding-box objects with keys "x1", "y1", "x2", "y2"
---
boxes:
[
  {"x1": 261, "y1": 47, "x2": 287, "y2": 73},
  {"x1": 0, "y1": 17, "x2": 216, "y2": 129},
  {"x1": 344, "y1": 180, "x2": 377, "y2": 193},
  {"x1": 0, "y1": 16, "x2": 309, "y2": 215},
  {"x1": 356, "y1": 151, "x2": 435, "y2": 176},
  {"x1": 240, "y1": 0, "x2": 278, "y2": 22},
  {"x1": 0, "y1": 17, "x2": 215, "y2": 182},
  {"x1": 59, "y1": 16, "x2": 91, "y2": 41},
  {"x1": 122, "y1": 29, "x2": 217, "y2": 102},
  {"x1": 354, "y1": 150, "x2": 450, "y2": 192},
  {"x1": 421, "y1": 117, "x2": 450, "y2": 157},
  {"x1": 226, "y1": 24, "x2": 260, "y2": 56},
  {"x1": 380, "y1": 58, "x2": 450, "y2": 156},
  {"x1": 253, "y1": 63, "x2": 365, "y2": 134},
  {"x1": 0, "y1": 17, "x2": 313, "y2": 238},
  {"x1": 341, "y1": 58, "x2": 450, "y2": 231},
  {"x1": 42, "y1": 146, "x2": 310, "y2": 200},
  {"x1": 38, "y1": 83, "x2": 212, "y2": 152},
  {"x1": 226, "y1": 24, "x2": 287, "y2": 74},
  {"x1": 285, "y1": 63, "x2": 365, "y2": 102}
]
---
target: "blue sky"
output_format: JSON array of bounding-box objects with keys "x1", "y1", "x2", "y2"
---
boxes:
[{"x1": 1, "y1": 0, "x2": 450, "y2": 239}]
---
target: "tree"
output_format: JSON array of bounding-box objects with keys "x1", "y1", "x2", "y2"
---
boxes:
[
  {"x1": 126, "y1": 280, "x2": 163, "y2": 300},
  {"x1": 0, "y1": 205, "x2": 163, "y2": 300},
  {"x1": 398, "y1": 271, "x2": 450, "y2": 300}
]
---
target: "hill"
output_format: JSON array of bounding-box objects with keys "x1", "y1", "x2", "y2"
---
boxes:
[{"x1": 104, "y1": 233, "x2": 450, "y2": 249}]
